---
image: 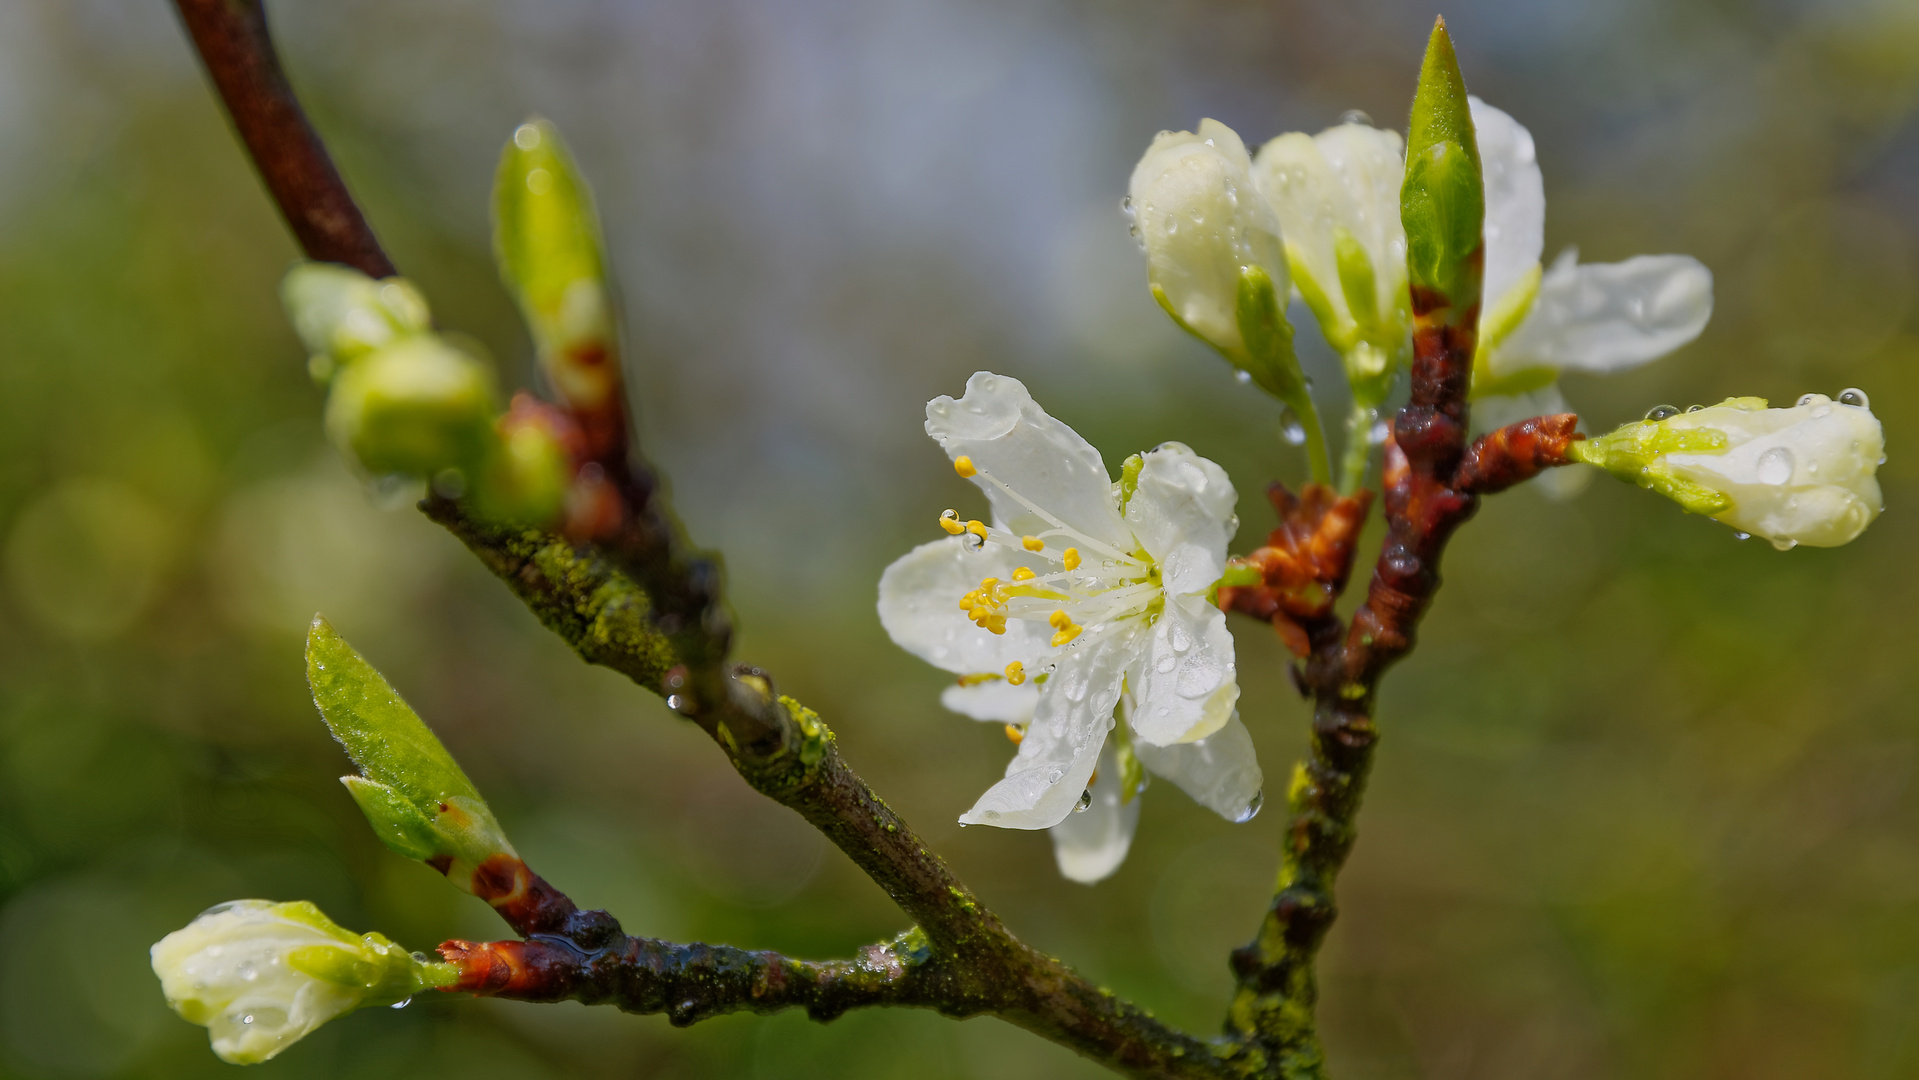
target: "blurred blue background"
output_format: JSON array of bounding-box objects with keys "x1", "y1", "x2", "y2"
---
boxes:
[{"x1": 0, "y1": 0, "x2": 1915, "y2": 1076}]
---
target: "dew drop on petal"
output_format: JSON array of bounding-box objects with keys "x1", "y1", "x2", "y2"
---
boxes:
[
  {"x1": 1733, "y1": 531, "x2": 1751, "y2": 541},
  {"x1": 1074, "y1": 789, "x2": 1093, "y2": 813},
  {"x1": 1339, "y1": 109, "x2": 1374, "y2": 127},
  {"x1": 1797, "y1": 393, "x2": 1818, "y2": 407},
  {"x1": 1235, "y1": 370, "x2": 1252, "y2": 384},
  {"x1": 1644, "y1": 404, "x2": 1680, "y2": 421},
  {"x1": 1685, "y1": 404, "x2": 1704, "y2": 413},
  {"x1": 1840, "y1": 388, "x2": 1870, "y2": 409},
  {"x1": 1770, "y1": 537, "x2": 1798, "y2": 551},
  {"x1": 1279, "y1": 409, "x2": 1306, "y2": 445},
  {"x1": 1047, "y1": 769, "x2": 1064, "y2": 784},
  {"x1": 1156, "y1": 654, "x2": 1176, "y2": 674},
  {"x1": 1756, "y1": 446, "x2": 1794, "y2": 486},
  {"x1": 1233, "y1": 790, "x2": 1264, "y2": 823}
]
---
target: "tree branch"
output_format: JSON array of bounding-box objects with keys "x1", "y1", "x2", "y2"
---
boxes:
[{"x1": 168, "y1": 4, "x2": 1256, "y2": 1076}]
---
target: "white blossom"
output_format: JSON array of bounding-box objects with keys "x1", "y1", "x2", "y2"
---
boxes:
[
  {"x1": 151, "y1": 899, "x2": 450, "y2": 1065},
  {"x1": 878, "y1": 372, "x2": 1261, "y2": 859},
  {"x1": 1571, "y1": 391, "x2": 1884, "y2": 549},
  {"x1": 1252, "y1": 121, "x2": 1410, "y2": 395},
  {"x1": 1126, "y1": 120, "x2": 1288, "y2": 357},
  {"x1": 1469, "y1": 98, "x2": 1715, "y2": 441}
]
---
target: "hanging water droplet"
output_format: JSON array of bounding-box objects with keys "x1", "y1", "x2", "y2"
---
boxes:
[
  {"x1": 1756, "y1": 446, "x2": 1794, "y2": 485},
  {"x1": 1732, "y1": 531, "x2": 1751, "y2": 541},
  {"x1": 1840, "y1": 388, "x2": 1870, "y2": 409},
  {"x1": 963, "y1": 531, "x2": 986, "y2": 551},
  {"x1": 1235, "y1": 369, "x2": 1252, "y2": 384},
  {"x1": 1233, "y1": 790, "x2": 1265, "y2": 823},
  {"x1": 1369, "y1": 417, "x2": 1391, "y2": 445},
  {"x1": 1074, "y1": 789, "x2": 1093, "y2": 813},
  {"x1": 666, "y1": 694, "x2": 687, "y2": 712},
  {"x1": 1338, "y1": 109, "x2": 1374, "y2": 127},
  {"x1": 1770, "y1": 537, "x2": 1798, "y2": 551},
  {"x1": 1644, "y1": 404, "x2": 1680, "y2": 421},
  {"x1": 1279, "y1": 409, "x2": 1307, "y2": 446},
  {"x1": 390, "y1": 997, "x2": 412, "y2": 1010}
]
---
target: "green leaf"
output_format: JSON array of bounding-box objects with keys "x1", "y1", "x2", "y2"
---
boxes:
[
  {"x1": 307, "y1": 616, "x2": 483, "y2": 807},
  {"x1": 340, "y1": 777, "x2": 443, "y2": 861},
  {"x1": 1401, "y1": 18, "x2": 1484, "y2": 312},
  {"x1": 1234, "y1": 265, "x2": 1306, "y2": 400}
]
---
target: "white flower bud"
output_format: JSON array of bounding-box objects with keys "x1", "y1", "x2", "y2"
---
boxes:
[
  {"x1": 151, "y1": 900, "x2": 452, "y2": 1065},
  {"x1": 1127, "y1": 119, "x2": 1287, "y2": 356},
  {"x1": 1573, "y1": 392, "x2": 1884, "y2": 549}
]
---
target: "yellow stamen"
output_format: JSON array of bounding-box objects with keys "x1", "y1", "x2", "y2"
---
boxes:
[
  {"x1": 979, "y1": 577, "x2": 999, "y2": 590},
  {"x1": 1022, "y1": 535, "x2": 1043, "y2": 551},
  {"x1": 954, "y1": 456, "x2": 977, "y2": 478},
  {"x1": 1005, "y1": 661, "x2": 1025, "y2": 686},
  {"x1": 1004, "y1": 724, "x2": 1025, "y2": 745},
  {"x1": 1051, "y1": 624, "x2": 1082, "y2": 647},
  {"x1": 939, "y1": 511, "x2": 965, "y2": 535},
  {"x1": 1048, "y1": 610, "x2": 1072, "y2": 630},
  {"x1": 987, "y1": 617, "x2": 1008, "y2": 635},
  {"x1": 1063, "y1": 547, "x2": 1081, "y2": 571},
  {"x1": 966, "y1": 520, "x2": 988, "y2": 538},
  {"x1": 957, "y1": 672, "x2": 1000, "y2": 687},
  {"x1": 1012, "y1": 567, "x2": 1036, "y2": 581}
]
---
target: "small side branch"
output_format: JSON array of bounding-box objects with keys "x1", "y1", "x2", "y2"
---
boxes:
[{"x1": 1453, "y1": 414, "x2": 1582, "y2": 495}]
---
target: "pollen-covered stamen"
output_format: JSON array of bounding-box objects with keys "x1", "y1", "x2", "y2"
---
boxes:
[
  {"x1": 938, "y1": 509, "x2": 964, "y2": 535},
  {"x1": 1005, "y1": 661, "x2": 1026, "y2": 686},
  {"x1": 961, "y1": 459, "x2": 1143, "y2": 568}
]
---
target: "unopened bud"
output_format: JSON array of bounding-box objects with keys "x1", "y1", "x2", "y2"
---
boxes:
[
  {"x1": 323, "y1": 336, "x2": 498, "y2": 477},
  {"x1": 471, "y1": 398, "x2": 574, "y2": 525},
  {"x1": 151, "y1": 899, "x2": 455, "y2": 1064},
  {"x1": 1570, "y1": 392, "x2": 1884, "y2": 549},
  {"x1": 281, "y1": 263, "x2": 431, "y2": 379}
]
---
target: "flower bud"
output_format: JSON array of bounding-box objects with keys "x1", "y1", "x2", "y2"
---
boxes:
[
  {"x1": 470, "y1": 394, "x2": 575, "y2": 525},
  {"x1": 1570, "y1": 392, "x2": 1884, "y2": 549},
  {"x1": 1127, "y1": 119, "x2": 1288, "y2": 359},
  {"x1": 323, "y1": 335, "x2": 498, "y2": 478},
  {"x1": 280, "y1": 263, "x2": 431, "y2": 381},
  {"x1": 151, "y1": 899, "x2": 455, "y2": 1064}
]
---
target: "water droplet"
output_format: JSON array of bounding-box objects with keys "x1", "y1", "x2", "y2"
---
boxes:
[
  {"x1": 1797, "y1": 393, "x2": 1818, "y2": 407},
  {"x1": 1168, "y1": 624, "x2": 1192, "y2": 652},
  {"x1": 1047, "y1": 769, "x2": 1064, "y2": 784},
  {"x1": 241, "y1": 1014, "x2": 256, "y2": 1026},
  {"x1": 666, "y1": 694, "x2": 687, "y2": 712},
  {"x1": 1733, "y1": 531, "x2": 1751, "y2": 541},
  {"x1": 1338, "y1": 109, "x2": 1374, "y2": 127},
  {"x1": 1233, "y1": 790, "x2": 1265, "y2": 823},
  {"x1": 1840, "y1": 388, "x2": 1870, "y2": 409},
  {"x1": 1074, "y1": 789, "x2": 1093, "y2": 812},
  {"x1": 526, "y1": 168, "x2": 553, "y2": 195},
  {"x1": 1369, "y1": 418, "x2": 1391, "y2": 445},
  {"x1": 1120, "y1": 195, "x2": 1132, "y2": 213},
  {"x1": 513, "y1": 123, "x2": 542, "y2": 150},
  {"x1": 1756, "y1": 446, "x2": 1794, "y2": 486},
  {"x1": 390, "y1": 997, "x2": 412, "y2": 1010},
  {"x1": 1685, "y1": 404, "x2": 1704, "y2": 413},
  {"x1": 1770, "y1": 537, "x2": 1798, "y2": 551},
  {"x1": 1644, "y1": 404, "x2": 1680, "y2": 421},
  {"x1": 237, "y1": 962, "x2": 257, "y2": 982},
  {"x1": 1156, "y1": 654, "x2": 1176, "y2": 674},
  {"x1": 1279, "y1": 409, "x2": 1307, "y2": 446},
  {"x1": 962, "y1": 531, "x2": 986, "y2": 551},
  {"x1": 1235, "y1": 369, "x2": 1252, "y2": 384}
]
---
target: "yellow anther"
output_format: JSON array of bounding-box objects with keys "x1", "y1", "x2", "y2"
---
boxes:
[
  {"x1": 1063, "y1": 547, "x2": 1081, "y2": 571},
  {"x1": 966, "y1": 520, "x2": 988, "y2": 538},
  {"x1": 1004, "y1": 724, "x2": 1025, "y2": 745},
  {"x1": 1012, "y1": 567, "x2": 1036, "y2": 581},
  {"x1": 1022, "y1": 535, "x2": 1043, "y2": 551},
  {"x1": 1048, "y1": 609, "x2": 1073, "y2": 630},
  {"x1": 957, "y1": 673, "x2": 998, "y2": 687},
  {"x1": 939, "y1": 513, "x2": 965, "y2": 535},
  {"x1": 958, "y1": 592, "x2": 978, "y2": 611},
  {"x1": 954, "y1": 456, "x2": 978, "y2": 478},
  {"x1": 988, "y1": 617, "x2": 1008, "y2": 635},
  {"x1": 979, "y1": 577, "x2": 999, "y2": 590},
  {"x1": 1051, "y1": 624, "x2": 1082, "y2": 647},
  {"x1": 1004, "y1": 661, "x2": 1026, "y2": 686}
]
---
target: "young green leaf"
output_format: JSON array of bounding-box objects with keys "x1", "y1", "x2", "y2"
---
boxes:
[{"x1": 1401, "y1": 17, "x2": 1484, "y2": 315}]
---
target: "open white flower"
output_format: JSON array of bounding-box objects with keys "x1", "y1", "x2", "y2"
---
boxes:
[
  {"x1": 151, "y1": 899, "x2": 452, "y2": 1065},
  {"x1": 1126, "y1": 120, "x2": 1288, "y2": 358},
  {"x1": 878, "y1": 372, "x2": 1259, "y2": 847},
  {"x1": 1469, "y1": 97, "x2": 1715, "y2": 441},
  {"x1": 1569, "y1": 390, "x2": 1884, "y2": 549},
  {"x1": 1252, "y1": 120, "x2": 1410, "y2": 400}
]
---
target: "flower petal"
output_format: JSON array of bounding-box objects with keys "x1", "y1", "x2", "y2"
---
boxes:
[
  {"x1": 925, "y1": 372, "x2": 1131, "y2": 553},
  {"x1": 1128, "y1": 595, "x2": 1238, "y2": 747},
  {"x1": 940, "y1": 680, "x2": 1039, "y2": 723},
  {"x1": 959, "y1": 623, "x2": 1143, "y2": 830},
  {"x1": 1253, "y1": 132, "x2": 1346, "y2": 317},
  {"x1": 1469, "y1": 97, "x2": 1544, "y2": 310},
  {"x1": 1047, "y1": 740, "x2": 1141, "y2": 884},
  {"x1": 1493, "y1": 253, "x2": 1713, "y2": 376},
  {"x1": 1123, "y1": 441, "x2": 1237, "y2": 596},
  {"x1": 1135, "y1": 712, "x2": 1263, "y2": 822},
  {"x1": 1313, "y1": 123, "x2": 1409, "y2": 311},
  {"x1": 878, "y1": 537, "x2": 1051, "y2": 675}
]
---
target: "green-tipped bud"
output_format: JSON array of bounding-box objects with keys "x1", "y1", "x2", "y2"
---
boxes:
[
  {"x1": 470, "y1": 400, "x2": 573, "y2": 525},
  {"x1": 1402, "y1": 18, "x2": 1483, "y2": 313},
  {"x1": 494, "y1": 118, "x2": 622, "y2": 411},
  {"x1": 1569, "y1": 392, "x2": 1885, "y2": 549},
  {"x1": 306, "y1": 617, "x2": 517, "y2": 885},
  {"x1": 281, "y1": 264, "x2": 431, "y2": 381},
  {"x1": 323, "y1": 336, "x2": 498, "y2": 478},
  {"x1": 151, "y1": 899, "x2": 456, "y2": 1065}
]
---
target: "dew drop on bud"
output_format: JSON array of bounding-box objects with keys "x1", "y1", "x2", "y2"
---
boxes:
[
  {"x1": 1338, "y1": 109, "x2": 1374, "y2": 127},
  {"x1": 1233, "y1": 790, "x2": 1264, "y2": 823},
  {"x1": 1278, "y1": 409, "x2": 1307, "y2": 446},
  {"x1": 1840, "y1": 388, "x2": 1870, "y2": 409},
  {"x1": 1770, "y1": 537, "x2": 1798, "y2": 551},
  {"x1": 1074, "y1": 789, "x2": 1093, "y2": 813},
  {"x1": 1756, "y1": 446, "x2": 1794, "y2": 486},
  {"x1": 1686, "y1": 404, "x2": 1704, "y2": 413},
  {"x1": 1797, "y1": 393, "x2": 1817, "y2": 407},
  {"x1": 1644, "y1": 404, "x2": 1680, "y2": 421},
  {"x1": 1733, "y1": 531, "x2": 1751, "y2": 541},
  {"x1": 1235, "y1": 369, "x2": 1252, "y2": 384},
  {"x1": 390, "y1": 998, "x2": 411, "y2": 1010}
]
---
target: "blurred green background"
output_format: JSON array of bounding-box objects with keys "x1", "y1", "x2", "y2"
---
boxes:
[{"x1": 1, "y1": 0, "x2": 1916, "y2": 1077}]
